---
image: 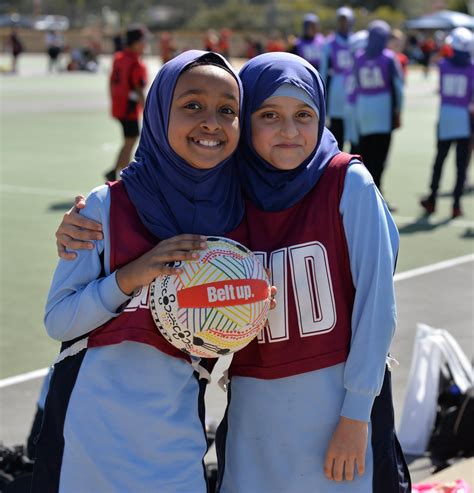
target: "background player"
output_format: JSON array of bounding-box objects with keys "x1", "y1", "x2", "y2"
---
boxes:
[
  {"x1": 291, "y1": 13, "x2": 325, "y2": 71},
  {"x1": 104, "y1": 25, "x2": 148, "y2": 181},
  {"x1": 420, "y1": 27, "x2": 474, "y2": 219},
  {"x1": 353, "y1": 20, "x2": 404, "y2": 210},
  {"x1": 320, "y1": 6, "x2": 355, "y2": 149}
]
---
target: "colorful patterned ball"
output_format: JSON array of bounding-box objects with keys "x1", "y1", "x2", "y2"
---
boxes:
[{"x1": 150, "y1": 236, "x2": 270, "y2": 358}]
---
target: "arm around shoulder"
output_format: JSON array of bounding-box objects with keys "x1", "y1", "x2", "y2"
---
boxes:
[{"x1": 45, "y1": 186, "x2": 130, "y2": 342}]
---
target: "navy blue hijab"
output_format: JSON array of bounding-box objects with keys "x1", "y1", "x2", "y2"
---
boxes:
[
  {"x1": 238, "y1": 52, "x2": 340, "y2": 212},
  {"x1": 365, "y1": 20, "x2": 391, "y2": 59},
  {"x1": 121, "y1": 50, "x2": 244, "y2": 239}
]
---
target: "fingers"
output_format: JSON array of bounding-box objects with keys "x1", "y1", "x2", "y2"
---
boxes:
[
  {"x1": 159, "y1": 235, "x2": 207, "y2": 252},
  {"x1": 324, "y1": 455, "x2": 335, "y2": 481},
  {"x1": 57, "y1": 223, "x2": 102, "y2": 241},
  {"x1": 57, "y1": 240, "x2": 77, "y2": 261},
  {"x1": 269, "y1": 285, "x2": 277, "y2": 310},
  {"x1": 57, "y1": 234, "x2": 95, "y2": 252},
  {"x1": 151, "y1": 250, "x2": 201, "y2": 264},
  {"x1": 356, "y1": 453, "x2": 365, "y2": 477},
  {"x1": 74, "y1": 195, "x2": 87, "y2": 210},
  {"x1": 62, "y1": 209, "x2": 103, "y2": 232},
  {"x1": 344, "y1": 457, "x2": 356, "y2": 481},
  {"x1": 324, "y1": 454, "x2": 358, "y2": 482}
]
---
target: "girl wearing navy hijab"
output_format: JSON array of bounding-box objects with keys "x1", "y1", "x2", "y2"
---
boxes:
[
  {"x1": 216, "y1": 52, "x2": 410, "y2": 493},
  {"x1": 32, "y1": 51, "x2": 245, "y2": 493}
]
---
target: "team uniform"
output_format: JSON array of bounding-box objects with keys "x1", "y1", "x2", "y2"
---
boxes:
[
  {"x1": 215, "y1": 52, "x2": 410, "y2": 493},
  {"x1": 217, "y1": 158, "x2": 408, "y2": 493},
  {"x1": 425, "y1": 58, "x2": 474, "y2": 210},
  {"x1": 293, "y1": 34, "x2": 325, "y2": 71},
  {"x1": 33, "y1": 51, "x2": 245, "y2": 493},
  {"x1": 320, "y1": 33, "x2": 353, "y2": 148},
  {"x1": 344, "y1": 67, "x2": 360, "y2": 153},
  {"x1": 344, "y1": 31, "x2": 369, "y2": 154},
  {"x1": 110, "y1": 48, "x2": 147, "y2": 137},
  {"x1": 32, "y1": 183, "x2": 220, "y2": 492},
  {"x1": 353, "y1": 46, "x2": 404, "y2": 190}
]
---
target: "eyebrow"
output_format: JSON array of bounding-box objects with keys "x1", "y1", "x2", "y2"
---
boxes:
[
  {"x1": 176, "y1": 89, "x2": 238, "y2": 102},
  {"x1": 258, "y1": 102, "x2": 314, "y2": 110}
]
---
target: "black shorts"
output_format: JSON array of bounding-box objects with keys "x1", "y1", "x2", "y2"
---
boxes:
[{"x1": 119, "y1": 119, "x2": 140, "y2": 138}]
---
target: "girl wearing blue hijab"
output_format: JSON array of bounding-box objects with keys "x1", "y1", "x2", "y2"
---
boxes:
[
  {"x1": 216, "y1": 53, "x2": 410, "y2": 492},
  {"x1": 33, "y1": 51, "x2": 245, "y2": 492}
]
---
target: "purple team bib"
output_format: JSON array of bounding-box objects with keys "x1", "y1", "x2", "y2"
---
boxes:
[
  {"x1": 439, "y1": 59, "x2": 473, "y2": 108},
  {"x1": 354, "y1": 49, "x2": 392, "y2": 96},
  {"x1": 295, "y1": 35, "x2": 325, "y2": 69}
]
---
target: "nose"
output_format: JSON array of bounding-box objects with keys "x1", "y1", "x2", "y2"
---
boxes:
[
  {"x1": 200, "y1": 109, "x2": 221, "y2": 132},
  {"x1": 280, "y1": 117, "x2": 298, "y2": 139}
]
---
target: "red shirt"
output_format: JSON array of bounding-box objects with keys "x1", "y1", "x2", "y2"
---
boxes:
[
  {"x1": 110, "y1": 49, "x2": 147, "y2": 121},
  {"x1": 229, "y1": 154, "x2": 355, "y2": 380}
]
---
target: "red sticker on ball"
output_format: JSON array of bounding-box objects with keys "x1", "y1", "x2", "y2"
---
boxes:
[{"x1": 177, "y1": 279, "x2": 269, "y2": 308}]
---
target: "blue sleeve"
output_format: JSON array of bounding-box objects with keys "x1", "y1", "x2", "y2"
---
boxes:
[
  {"x1": 390, "y1": 57, "x2": 404, "y2": 113},
  {"x1": 44, "y1": 185, "x2": 131, "y2": 342},
  {"x1": 338, "y1": 162, "x2": 399, "y2": 422},
  {"x1": 319, "y1": 41, "x2": 331, "y2": 86}
]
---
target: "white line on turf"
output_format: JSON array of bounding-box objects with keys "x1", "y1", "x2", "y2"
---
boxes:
[
  {"x1": 0, "y1": 368, "x2": 49, "y2": 389},
  {"x1": 394, "y1": 253, "x2": 474, "y2": 282},
  {"x1": 1, "y1": 254, "x2": 473, "y2": 388}
]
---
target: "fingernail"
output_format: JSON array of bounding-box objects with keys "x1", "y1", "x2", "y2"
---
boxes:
[
  {"x1": 200, "y1": 235, "x2": 207, "y2": 240},
  {"x1": 200, "y1": 242, "x2": 207, "y2": 248}
]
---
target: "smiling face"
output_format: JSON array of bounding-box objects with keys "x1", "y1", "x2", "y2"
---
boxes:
[
  {"x1": 168, "y1": 65, "x2": 240, "y2": 170},
  {"x1": 251, "y1": 95, "x2": 319, "y2": 171}
]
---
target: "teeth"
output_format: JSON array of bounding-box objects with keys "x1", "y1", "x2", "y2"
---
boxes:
[{"x1": 195, "y1": 140, "x2": 220, "y2": 147}]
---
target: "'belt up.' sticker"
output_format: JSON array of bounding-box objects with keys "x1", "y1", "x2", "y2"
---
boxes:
[{"x1": 177, "y1": 279, "x2": 269, "y2": 308}]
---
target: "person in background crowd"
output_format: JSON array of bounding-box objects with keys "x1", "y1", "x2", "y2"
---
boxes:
[
  {"x1": 420, "y1": 34, "x2": 437, "y2": 77},
  {"x1": 345, "y1": 30, "x2": 368, "y2": 155},
  {"x1": 292, "y1": 13, "x2": 325, "y2": 71},
  {"x1": 353, "y1": 20, "x2": 404, "y2": 212},
  {"x1": 320, "y1": 6, "x2": 355, "y2": 149},
  {"x1": 46, "y1": 30, "x2": 64, "y2": 73},
  {"x1": 204, "y1": 29, "x2": 219, "y2": 52},
  {"x1": 219, "y1": 28, "x2": 232, "y2": 58},
  {"x1": 388, "y1": 29, "x2": 409, "y2": 81},
  {"x1": 159, "y1": 32, "x2": 176, "y2": 63},
  {"x1": 8, "y1": 27, "x2": 23, "y2": 73},
  {"x1": 266, "y1": 30, "x2": 287, "y2": 52},
  {"x1": 420, "y1": 27, "x2": 474, "y2": 219},
  {"x1": 104, "y1": 26, "x2": 148, "y2": 182},
  {"x1": 112, "y1": 32, "x2": 123, "y2": 53}
]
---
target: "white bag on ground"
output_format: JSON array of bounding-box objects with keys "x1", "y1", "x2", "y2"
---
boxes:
[{"x1": 397, "y1": 323, "x2": 473, "y2": 456}]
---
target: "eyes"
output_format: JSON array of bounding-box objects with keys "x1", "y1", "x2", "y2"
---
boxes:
[
  {"x1": 258, "y1": 109, "x2": 315, "y2": 121},
  {"x1": 182, "y1": 101, "x2": 237, "y2": 116}
]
